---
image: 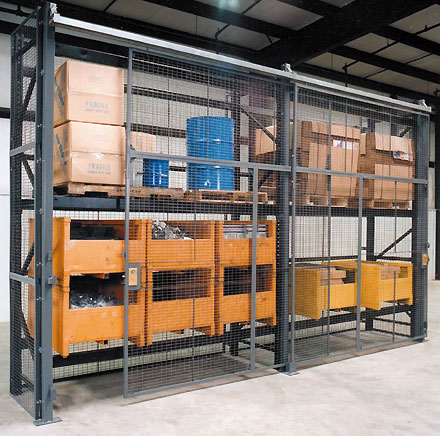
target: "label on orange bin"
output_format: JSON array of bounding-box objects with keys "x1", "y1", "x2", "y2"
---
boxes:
[{"x1": 129, "y1": 267, "x2": 138, "y2": 287}]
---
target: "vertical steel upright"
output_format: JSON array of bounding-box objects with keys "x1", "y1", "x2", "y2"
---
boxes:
[
  {"x1": 412, "y1": 113, "x2": 430, "y2": 338},
  {"x1": 9, "y1": 4, "x2": 56, "y2": 424},
  {"x1": 288, "y1": 84, "x2": 298, "y2": 373},
  {"x1": 123, "y1": 48, "x2": 133, "y2": 398},
  {"x1": 274, "y1": 81, "x2": 290, "y2": 368},
  {"x1": 434, "y1": 104, "x2": 440, "y2": 280},
  {"x1": 34, "y1": 3, "x2": 57, "y2": 425}
]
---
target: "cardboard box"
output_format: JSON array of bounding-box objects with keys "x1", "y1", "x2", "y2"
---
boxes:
[
  {"x1": 298, "y1": 141, "x2": 359, "y2": 198},
  {"x1": 256, "y1": 121, "x2": 360, "y2": 199},
  {"x1": 359, "y1": 133, "x2": 414, "y2": 202},
  {"x1": 130, "y1": 131, "x2": 156, "y2": 153},
  {"x1": 53, "y1": 122, "x2": 124, "y2": 186},
  {"x1": 54, "y1": 121, "x2": 125, "y2": 155},
  {"x1": 54, "y1": 60, "x2": 124, "y2": 127},
  {"x1": 360, "y1": 133, "x2": 414, "y2": 163},
  {"x1": 254, "y1": 121, "x2": 361, "y2": 156},
  {"x1": 255, "y1": 124, "x2": 279, "y2": 156},
  {"x1": 372, "y1": 164, "x2": 413, "y2": 202}
]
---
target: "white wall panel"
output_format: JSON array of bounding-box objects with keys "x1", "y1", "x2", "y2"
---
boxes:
[{"x1": 0, "y1": 34, "x2": 10, "y2": 322}]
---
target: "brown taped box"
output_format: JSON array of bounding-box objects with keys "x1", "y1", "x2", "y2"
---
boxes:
[
  {"x1": 256, "y1": 121, "x2": 360, "y2": 199},
  {"x1": 359, "y1": 133, "x2": 414, "y2": 201},
  {"x1": 53, "y1": 122, "x2": 125, "y2": 186},
  {"x1": 360, "y1": 133, "x2": 414, "y2": 163},
  {"x1": 298, "y1": 122, "x2": 360, "y2": 198},
  {"x1": 255, "y1": 121, "x2": 361, "y2": 156},
  {"x1": 130, "y1": 131, "x2": 156, "y2": 153},
  {"x1": 299, "y1": 143, "x2": 359, "y2": 198},
  {"x1": 54, "y1": 60, "x2": 124, "y2": 127}
]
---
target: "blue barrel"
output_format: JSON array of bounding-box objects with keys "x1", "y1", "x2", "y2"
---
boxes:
[
  {"x1": 143, "y1": 159, "x2": 169, "y2": 188},
  {"x1": 187, "y1": 116, "x2": 234, "y2": 191}
]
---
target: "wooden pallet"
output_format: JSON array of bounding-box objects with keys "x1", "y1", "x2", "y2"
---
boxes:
[
  {"x1": 297, "y1": 194, "x2": 349, "y2": 207},
  {"x1": 184, "y1": 190, "x2": 268, "y2": 204},
  {"x1": 349, "y1": 198, "x2": 410, "y2": 210},
  {"x1": 54, "y1": 182, "x2": 185, "y2": 200}
]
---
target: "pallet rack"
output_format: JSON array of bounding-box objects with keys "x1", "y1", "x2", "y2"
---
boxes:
[{"x1": 9, "y1": 4, "x2": 430, "y2": 425}]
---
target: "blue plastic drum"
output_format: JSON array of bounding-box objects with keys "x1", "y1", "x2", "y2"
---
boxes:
[
  {"x1": 143, "y1": 159, "x2": 169, "y2": 188},
  {"x1": 186, "y1": 116, "x2": 234, "y2": 191}
]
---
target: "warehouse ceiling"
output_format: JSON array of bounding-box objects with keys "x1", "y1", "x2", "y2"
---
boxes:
[{"x1": 1, "y1": 0, "x2": 440, "y2": 107}]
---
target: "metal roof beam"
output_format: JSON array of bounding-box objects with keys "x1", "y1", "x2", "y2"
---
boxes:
[
  {"x1": 296, "y1": 63, "x2": 436, "y2": 107},
  {"x1": 277, "y1": 1, "x2": 440, "y2": 58},
  {"x1": 275, "y1": 0, "x2": 339, "y2": 16},
  {"x1": 332, "y1": 45, "x2": 440, "y2": 84},
  {"x1": 257, "y1": 0, "x2": 437, "y2": 67},
  {"x1": 139, "y1": 0, "x2": 290, "y2": 39},
  {"x1": 1, "y1": 0, "x2": 256, "y2": 59},
  {"x1": 375, "y1": 26, "x2": 440, "y2": 57}
]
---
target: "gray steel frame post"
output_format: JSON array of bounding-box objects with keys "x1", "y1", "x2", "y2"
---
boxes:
[
  {"x1": 365, "y1": 212, "x2": 375, "y2": 331},
  {"x1": 356, "y1": 178, "x2": 363, "y2": 351},
  {"x1": 9, "y1": 16, "x2": 24, "y2": 399},
  {"x1": 411, "y1": 114, "x2": 429, "y2": 338},
  {"x1": 250, "y1": 168, "x2": 258, "y2": 370},
  {"x1": 288, "y1": 83, "x2": 297, "y2": 373},
  {"x1": 123, "y1": 48, "x2": 133, "y2": 398},
  {"x1": 326, "y1": 100, "x2": 332, "y2": 355},
  {"x1": 274, "y1": 81, "x2": 290, "y2": 369},
  {"x1": 35, "y1": 3, "x2": 57, "y2": 425},
  {"x1": 366, "y1": 215, "x2": 375, "y2": 261},
  {"x1": 435, "y1": 105, "x2": 440, "y2": 279}
]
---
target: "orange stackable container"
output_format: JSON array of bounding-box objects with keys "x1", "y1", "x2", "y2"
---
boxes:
[
  {"x1": 294, "y1": 266, "x2": 357, "y2": 320},
  {"x1": 145, "y1": 220, "x2": 216, "y2": 344},
  {"x1": 332, "y1": 260, "x2": 413, "y2": 310},
  {"x1": 214, "y1": 220, "x2": 277, "y2": 335},
  {"x1": 28, "y1": 218, "x2": 147, "y2": 358}
]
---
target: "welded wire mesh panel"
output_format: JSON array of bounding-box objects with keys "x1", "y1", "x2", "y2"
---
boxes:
[
  {"x1": 294, "y1": 174, "x2": 360, "y2": 361},
  {"x1": 125, "y1": 50, "x2": 290, "y2": 395},
  {"x1": 292, "y1": 86, "x2": 428, "y2": 364},
  {"x1": 9, "y1": 11, "x2": 39, "y2": 417}
]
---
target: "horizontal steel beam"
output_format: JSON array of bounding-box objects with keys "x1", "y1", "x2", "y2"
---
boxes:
[
  {"x1": 9, "y1": 273, "x2": 35, "y2": 286},
  {"x1": 332, "y1": 46, "x2": 440, "y2": 84},
  {"x1": 141, "y1": 0, "x2": 289, "y2": 39},
  {"x1": 0, "y1": 107, "x2": 10, "y2": 119},
  {"x1": 296, "y1": 166, "x2": 427, "y2": 184},
  {"x1": 52, "y1": 14, "x2": 431, "y2": 113},
  {"x1": 295, "y1": 64, "x2": 437, "y2": 108},
  {"x1": 257, "y1": 0, "x2": 437, "y2": 67},
  {"x1": 375, "y1": 26, "x2": 440, "y2": 58},
  {"x1": 278, "y1": 0, "x2": 440, "y2": 59},
  {"x1": 130, "y1": 151, "x2": 291, "y2": 172}
]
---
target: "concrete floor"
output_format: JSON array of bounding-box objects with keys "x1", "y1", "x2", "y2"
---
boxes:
[{"x1": 1, "y1": 283, "x2": 440, "y2": 436}]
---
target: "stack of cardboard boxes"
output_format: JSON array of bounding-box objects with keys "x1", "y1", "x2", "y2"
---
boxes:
[
  {"x1": 53, "y1": 60, "x2": 126, "y2": 186},
  {"x1": 53, "y1": 60, "x2": 156, "y2": 187},
  {"x1": 359, "y1": 132, "x2": 414, "y2": 205},
  {"x1": 255, "y1": 121, "x2": 414, "y2": 208},
  {"x1": 296, "y1": 121, "x2": 360, "y2": 204},
  {"x1": 255, "y1": 121, "x2": 360, "y2": 204}
]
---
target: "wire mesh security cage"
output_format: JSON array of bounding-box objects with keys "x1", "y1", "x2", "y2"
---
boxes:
[
  {"x1": 292, "y1": 87, "x2": 429, "y2": 364},
  {"x1": 8, "y1": 5, "x2": 430, "y2": 424},
  {"x1": 124, "y1": 49, "x2": 291, "y2": 395}
]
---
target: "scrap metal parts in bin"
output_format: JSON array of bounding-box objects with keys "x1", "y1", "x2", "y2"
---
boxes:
[{"x1": 152, "y1": 221, "x2": 193, "y2": 240}]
